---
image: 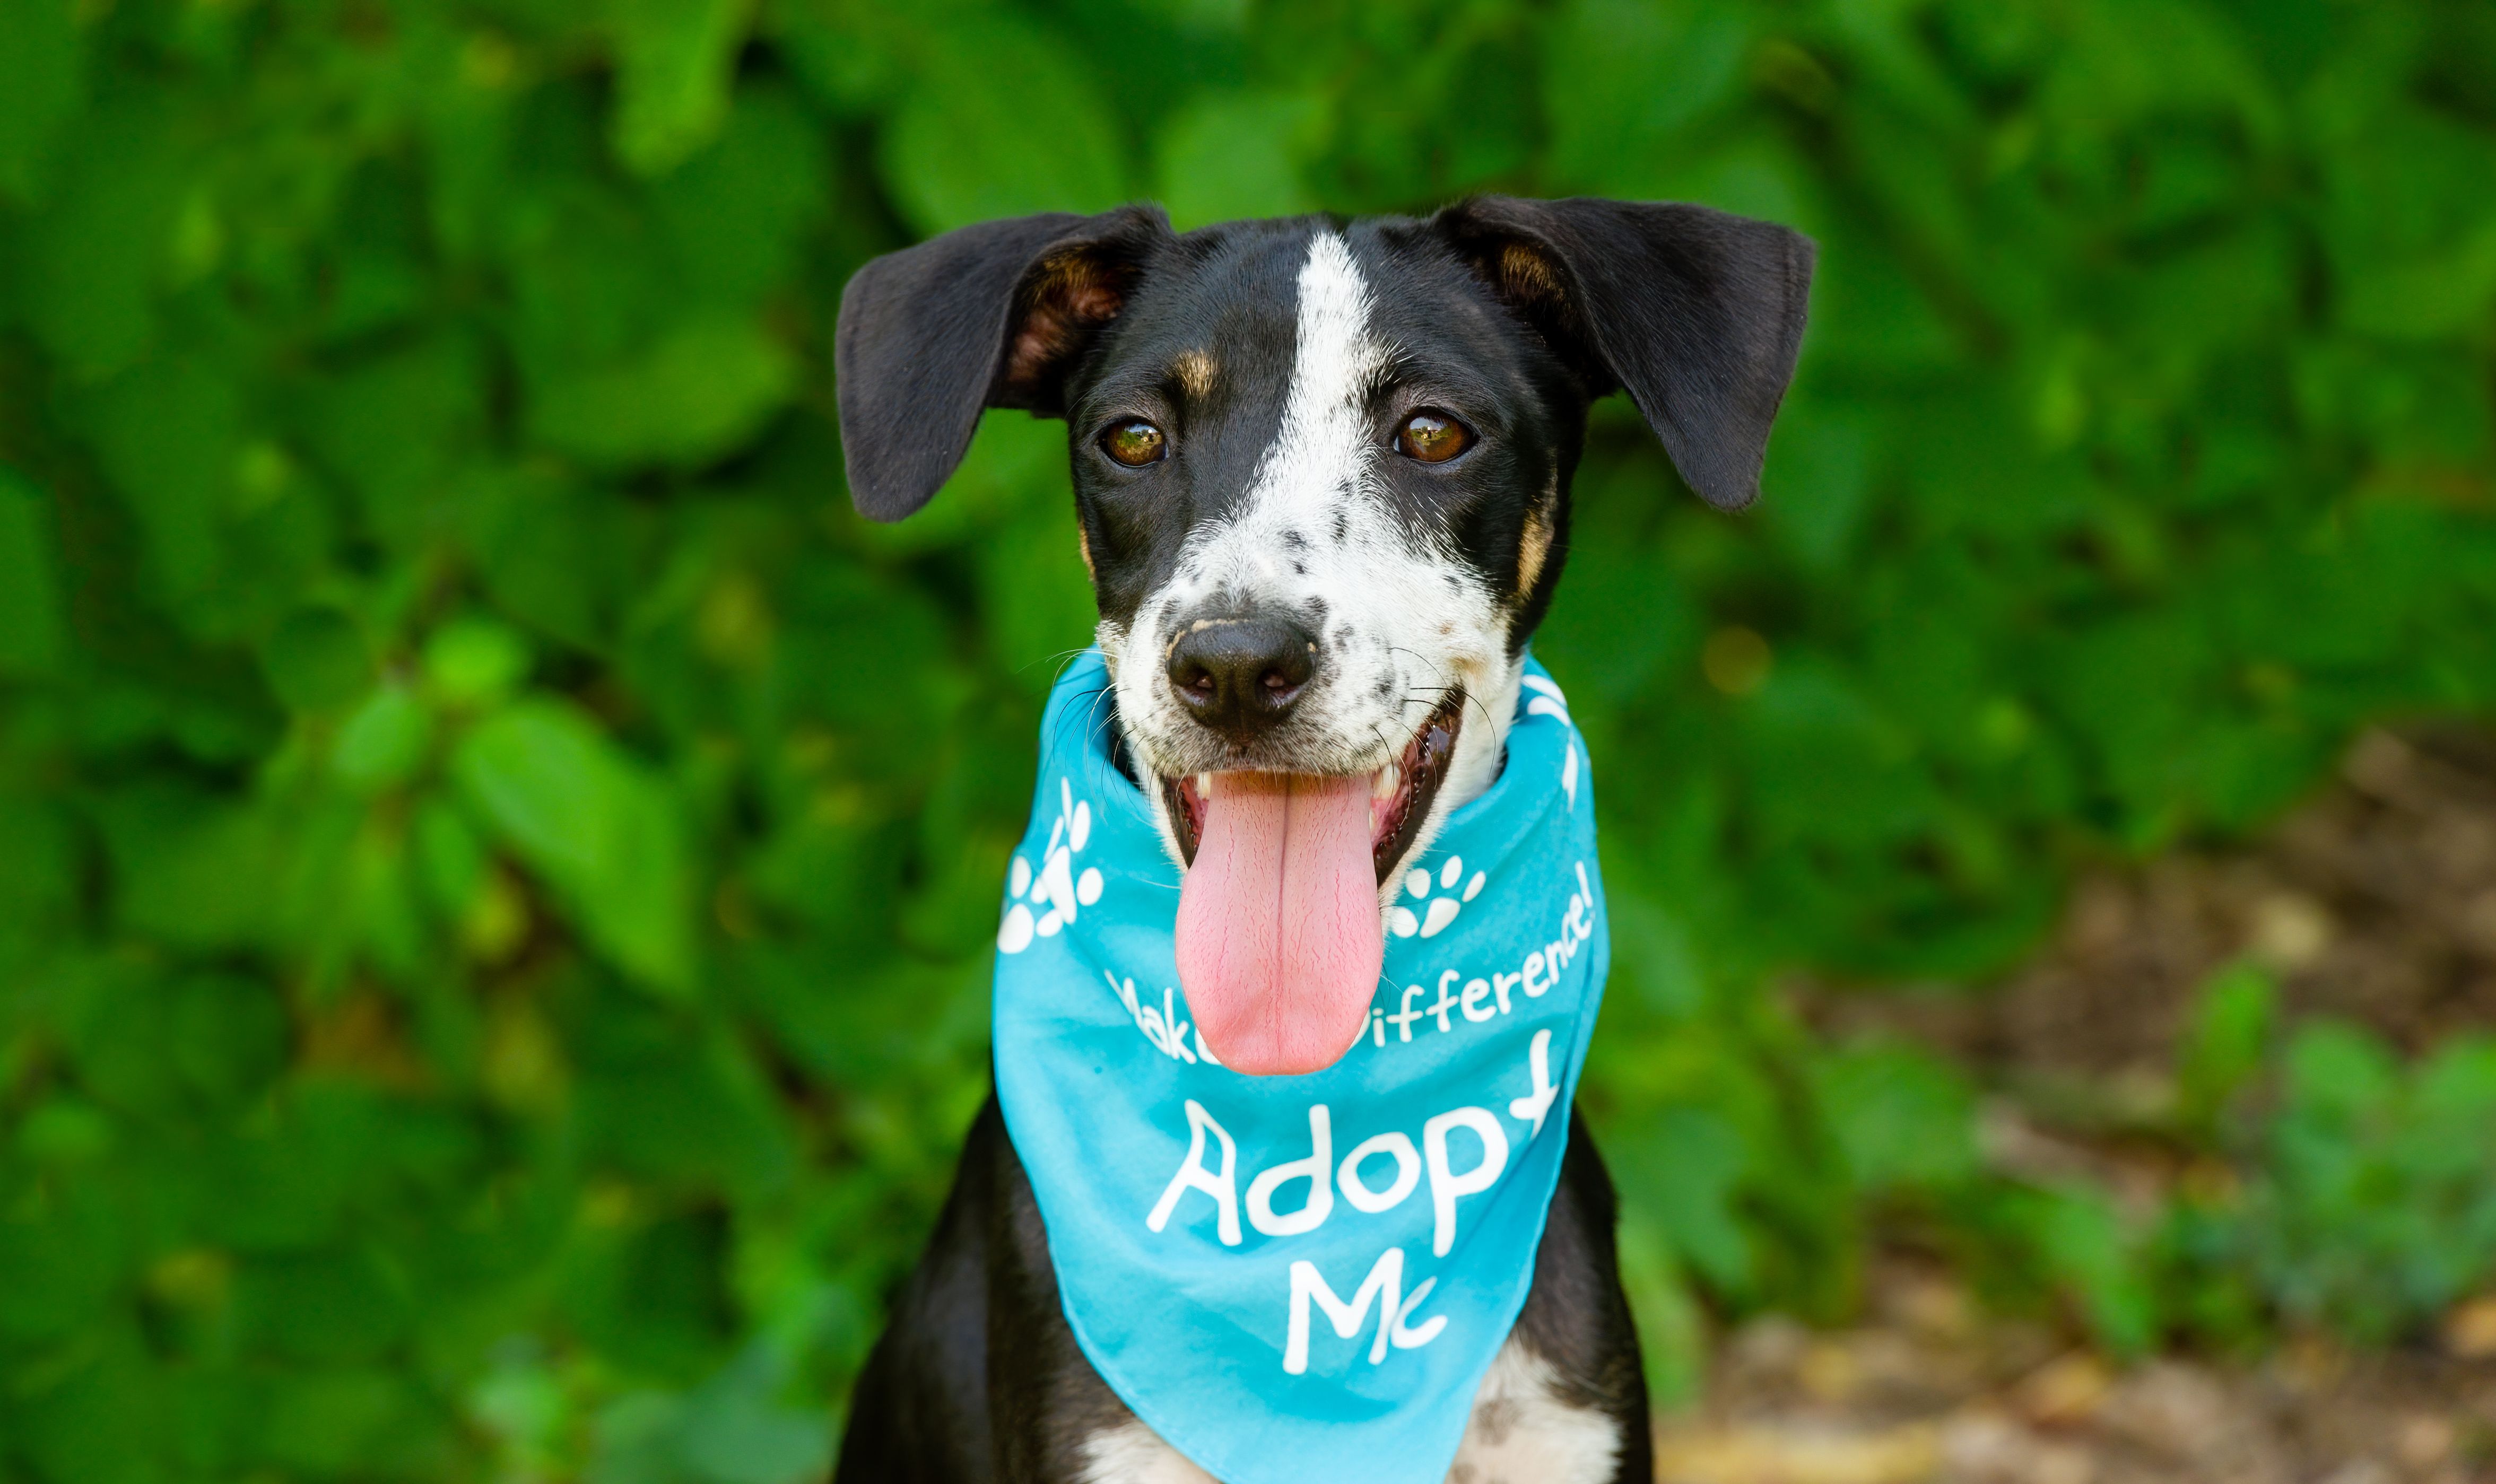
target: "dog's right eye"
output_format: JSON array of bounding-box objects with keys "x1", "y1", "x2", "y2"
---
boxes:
[
  {"x1": 1396, "y1": 411, "x2": 1474, "y2": 464},
  {"x1": 1100, "y1": 421, "x2": 1167, "y2": 467}
]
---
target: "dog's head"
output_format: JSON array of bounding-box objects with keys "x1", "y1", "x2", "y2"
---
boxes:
[{"x1": 837, "y1": 198, "x2": 1812, "y2": 1075}]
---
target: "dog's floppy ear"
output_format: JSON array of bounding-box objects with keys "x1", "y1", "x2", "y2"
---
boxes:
[
  {"x1": 836, "y1": 205, "x2": 1175, "y2": 521},
  {"x1": 1434, "y1": 196, "x2": 1814, "y2": 511}
]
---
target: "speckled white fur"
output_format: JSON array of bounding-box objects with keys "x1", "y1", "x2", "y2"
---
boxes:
[
  {"x1": 1077, "y1": 1339, "x2": 1618, "y2": 1483},
  {"x1": 1442, "y1": 1342, "x2": 1620, "y2": 1483},
  {"x1": 1101, "y1": 231, "x2": 1521, "y2": 900},
  {"x1": 1077, "y1": 1422, "x2": 1216, "y2": 1484}
]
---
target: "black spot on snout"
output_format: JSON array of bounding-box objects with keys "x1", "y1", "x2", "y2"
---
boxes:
[{"x1": 1282, "y1": 529, "x2": 1307, "y2": 550}]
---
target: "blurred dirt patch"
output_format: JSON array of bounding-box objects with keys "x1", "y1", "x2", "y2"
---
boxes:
[
  {"x1": 1805, "y1": 724, "x2": 2496, "y2": 1077},
  {"x1": 1680, "y1": 727, "x2": 2496, "y2": 1481},
  {"x1": 1657, "y1": 1262, "x2": 2496, "y2": 1484}
]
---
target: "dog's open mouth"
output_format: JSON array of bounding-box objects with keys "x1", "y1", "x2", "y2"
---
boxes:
[
  {"x1": 1158, "y1": 688, "x2": 1466, "y2": 881},
  {"x1": 1159, "y1": 690, "x2": 1465, "y2": 1078}
]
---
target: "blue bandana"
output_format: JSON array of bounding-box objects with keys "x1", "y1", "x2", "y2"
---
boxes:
[{"x1": 992, "y1": 650, "x2": 1608, "y2": 1484}]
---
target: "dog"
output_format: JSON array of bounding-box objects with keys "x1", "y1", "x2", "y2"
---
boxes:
[{"x1": 829, "y1": 196, "x2": 1812, "y2": 1483}]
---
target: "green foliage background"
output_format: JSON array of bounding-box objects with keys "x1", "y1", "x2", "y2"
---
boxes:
[{"x1": 2, "y1": 0, "x2": 2494, "y2": 1476}]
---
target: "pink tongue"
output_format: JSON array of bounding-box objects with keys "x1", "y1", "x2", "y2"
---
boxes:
[{"x1": 1175, "y1": 772, "x2": 1382, "y2": 1076}]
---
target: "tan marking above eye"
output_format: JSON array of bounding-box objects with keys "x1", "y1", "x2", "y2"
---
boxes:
[
  {"x1": 1396, "y1": 411, "x2": 1473, "y2": 463},
  {"x1": 1101, "y1": 420, "x2": 1167, "y2": 466},
  {"x1": 1172, "y1": 351, "x2": 1217, "y2": 399}
]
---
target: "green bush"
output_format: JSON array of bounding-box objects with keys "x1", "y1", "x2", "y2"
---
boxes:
[
  {"x1": 3, "y1": 0, "x2": 2494, "y2": 1476},
  {"x1": 2196, "y1": 1017, "x2": 2496, "y2": 1345}
]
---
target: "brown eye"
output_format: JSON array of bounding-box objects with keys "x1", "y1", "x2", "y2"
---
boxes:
[
  {"x1": 1396, "y1": 411, "x2": 1473, "y2": 463},
  {"x1": 1101, "y1": 421, "x2": 1167, "y2": 466}
]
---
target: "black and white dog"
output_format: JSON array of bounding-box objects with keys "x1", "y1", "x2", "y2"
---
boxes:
[{"x1": 830, "y1": 197, "x2": 1811, "y2": 1483}]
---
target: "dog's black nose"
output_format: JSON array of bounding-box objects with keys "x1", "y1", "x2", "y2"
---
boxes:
[{"x1": 1166, "y1": 617, "x2": 1317, "y2": 741}]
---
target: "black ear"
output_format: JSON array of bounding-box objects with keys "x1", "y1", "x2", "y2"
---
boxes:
[
  {"x1": 1433, "y1": 196, "x2": 1814, "y2": 511},
  {"x1": 834, "y1": 205, "x2": 1175, "y2": 521}
]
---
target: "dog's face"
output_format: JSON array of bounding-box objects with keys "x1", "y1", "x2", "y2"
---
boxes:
[
  {"x1": 839, "y1": 198, "x2": 1811, "y2": 1074},
  {"x1": 1067, "y1": 223, "x2": 1581, "y2": 880}
]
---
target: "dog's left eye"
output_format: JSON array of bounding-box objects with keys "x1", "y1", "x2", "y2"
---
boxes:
[
  {"x1": 1100, "y1": 421, "x2": 1167, "y2": 466},
  {"x1": 1396, "y1": 411, "x2": 1473, "y2": 463}
]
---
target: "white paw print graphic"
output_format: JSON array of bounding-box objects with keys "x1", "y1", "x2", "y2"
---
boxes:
[
  {"x1": 998, "y1": 778, "x2": 1104, "y2": 954},
  {"x1": 1390, "y1": 854, "x2": 1486, "y2": 940}
]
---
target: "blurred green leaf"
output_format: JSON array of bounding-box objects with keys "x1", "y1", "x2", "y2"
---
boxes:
[
  {"x1": 610, "y1": 0, "x2": 751, "y2": 176},
  {"x1": 14, "y1": 1099, "x2": 115, "y2": 1167},
  {"x1": 2031, "y1": 1186, "x2": 2158, "y2": 1358},
  {"x1": 1610, "y1": 1110, "x2": 1758, "y2": 1298},
  {"x1": 454, "y1": 701, "x2": 695, "y2": 994},
  {"x1": 1543, "y1": 0, "x2": 1753, "y2": 195},
  {"x1": 17, "y1": 97, "x2": 183, "y2": 372},
  {"x1": 262, "y1": 608, "x2": 372, "y2": 714},
  {"x1": 334, "y1": 686, "x2": 435, "y2": 791},
  {"x1": 168, "y1": 972, "x2": 291, "y2": 1106},
  {"x1": 651, "y1": 84, "x2": 829, "y2": 305},
  {"x1": 0, "y1": 0, "x2": 81, "y2": 202},
  {"x1": 529, "y1": 315, "x2": 796, "y2": 469},
  {"x1": 0, "y1": 464, "x2": 67, "y2": 676},
  {"x1": 2212, "y1": 1024, "x2": 2496, "y2": 1341},
  {"x1": 423, "y1": 617, "x2": 534, "y2": 709},
  {"x1": 262, "y1": 1368, "x2": 429, "y2": 1476},
  {"x1": 2176, "y1": 960, "x2": 2278, "y2": 1138},
  {"x1": 591, "y1": 1345, "x2": 829, "y2": 1484},
  {"x1": 1152, "y1": 91, "x2": 1319, "y2": 229},
  {"x1": 294, "y1": 335, "x2": 484, "y2": 548},
  {"x1": 2282, "y1": 1020, "x2": 2399, "y2": 1123},
  {"x1": 73, "y1": 353, "x2": 243, "y2": 608},
  {"x1": 876, "y1": 15, "x2": 1129, "y2": 233},
  {"x1": 413, "y1": 795, "x2": 488, "y2": 917},
  {"x1": 105, "y1": 790, "x2": 282, "y2": 949},
  {"x1": 1814, "y1": 1041, "x2": 1980, "y2": 1194}
]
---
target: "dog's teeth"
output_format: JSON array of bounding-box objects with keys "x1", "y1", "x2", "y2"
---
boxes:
[
  {"x1": 1372, "y1": 764, "x2": 1399, "y2": 800},
  {"x1": 1197, "y1": 772, "x2": 1215, "y2": 799}
]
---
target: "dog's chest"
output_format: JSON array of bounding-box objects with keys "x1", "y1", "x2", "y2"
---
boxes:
[{"x1": 1073, "y1": 1339, "x2": 1619, "y2": 1484}]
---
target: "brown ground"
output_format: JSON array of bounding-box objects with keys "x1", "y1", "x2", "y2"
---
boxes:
[
  {"x1": 1657, "y1": 1269, "x2": 2496, "y2": 1483},
  {"x1": 1656, "y1": 726, "x2": 2496, "y2": 1483}
]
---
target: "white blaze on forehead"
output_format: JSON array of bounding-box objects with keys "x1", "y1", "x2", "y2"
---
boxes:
[
  {"x1": 1142, "y1": 230, "x2": 1406, "y2": 660},
  {"x1": 1259, "y1": 231, "x2": 1385, "y2": 509}
]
